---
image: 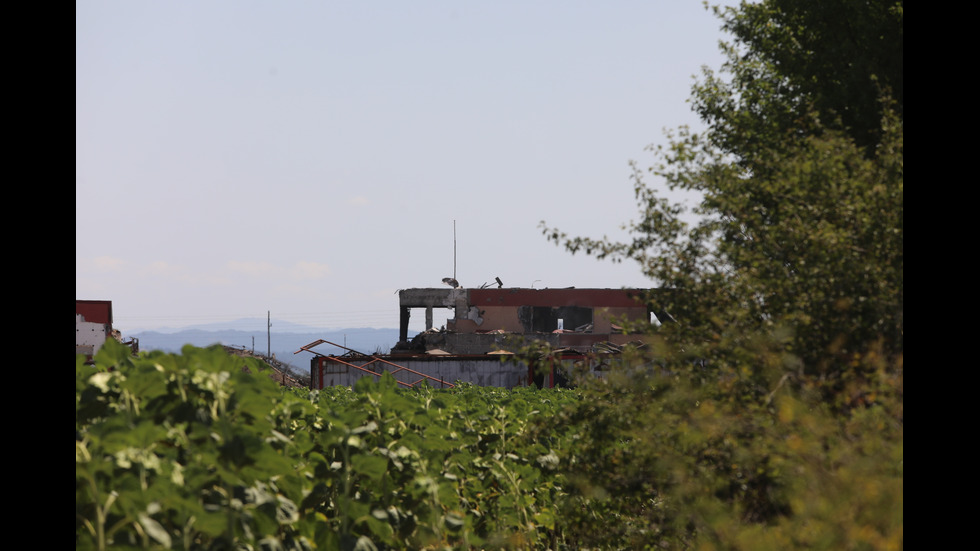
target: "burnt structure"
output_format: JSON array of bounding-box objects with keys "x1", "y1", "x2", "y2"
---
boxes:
[
  {"x1": 305, "y1": 287, "x2": 666, "y2": 389},
  {"x1": 393, "y1": 287, "x2": 657, "y2": 355}
]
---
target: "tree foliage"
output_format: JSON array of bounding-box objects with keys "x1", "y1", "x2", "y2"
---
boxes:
[
  {"x1": 538, "y1": 1, "x2": 903, "y2": 548},
  {"x1": 703, "y1": 0, "x2": 903, "y2": 155},
  {"x1": 543, "y1": 0, "x2": 903, "y2": 405}
]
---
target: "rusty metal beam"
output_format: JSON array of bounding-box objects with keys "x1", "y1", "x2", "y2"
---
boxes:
[{"x1": 300, "y1": 339, "x2": 455, "y2": 388}]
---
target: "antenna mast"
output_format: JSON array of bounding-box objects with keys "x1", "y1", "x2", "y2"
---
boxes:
[{"x1": 453, "y1": 220, "x2": 457, "y2": 281}]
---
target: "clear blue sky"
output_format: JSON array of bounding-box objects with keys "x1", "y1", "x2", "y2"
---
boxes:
[{"x1": 76, "y1": 1, "x2": 733, "y2": 336}]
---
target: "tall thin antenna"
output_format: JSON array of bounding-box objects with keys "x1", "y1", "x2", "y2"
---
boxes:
[{"x1": 453, "y1": 220, "x2": 457, "y2": 281}]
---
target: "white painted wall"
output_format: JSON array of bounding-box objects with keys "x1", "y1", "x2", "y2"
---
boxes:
[{"x1": 76, "y1": 313, "x2": 109, "y2": 357}]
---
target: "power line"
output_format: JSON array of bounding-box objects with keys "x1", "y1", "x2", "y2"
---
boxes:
[{"x1": 115, "y1": 310, "x2": 404, "y2": 331}]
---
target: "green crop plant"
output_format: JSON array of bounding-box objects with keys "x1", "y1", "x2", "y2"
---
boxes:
[{"x1": 77, "y1": 340, "x2": 579, "y2": 550}]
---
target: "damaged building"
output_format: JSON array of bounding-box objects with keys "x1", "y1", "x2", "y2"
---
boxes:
[
  {"x1": 393, "y1": 287, "x2": 656, "y2": 354},
  {"x1": 304, "y1": 287, "x2": 666, "y2": 389}
]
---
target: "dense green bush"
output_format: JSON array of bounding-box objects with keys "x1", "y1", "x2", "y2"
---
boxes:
[
  {"x1": 76, "y1": 340, "x2": 577, "y2": 550},
  {"x1": 532, "y1": 351, "x2": 902, "y2": 550}
]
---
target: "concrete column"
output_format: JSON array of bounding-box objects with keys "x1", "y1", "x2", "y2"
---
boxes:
[
  {"x1": 425, "y1": 306, "x2": 433, "y2": 331},
  {"x1": 400, "y1": 306, "x2": 411, "y2": 343},
  {"x1": 454, "y1": 294, "x2": 468, "y2": 321}
]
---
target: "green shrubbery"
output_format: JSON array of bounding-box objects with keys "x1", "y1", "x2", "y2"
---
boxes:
[
  {"x1": 76, "y1": 339, "x2": 901, "y2": 550},
  {"x1": 535, "y1": 351, "x2": 902, "y2": 550},
  {"x1": 78, "y1": 2, "x2": 901, "y2": 548},
  {"x1": 76, "y1": 340, "x2": 576, "y2": 550}
]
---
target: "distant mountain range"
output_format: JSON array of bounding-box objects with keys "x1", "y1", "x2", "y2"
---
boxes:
[{"x1": 129, "y1": 320, "x2": 401, "y2": 372}]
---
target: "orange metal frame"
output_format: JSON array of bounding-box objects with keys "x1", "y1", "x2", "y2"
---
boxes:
[{"x1": 297, "y1": 339, "x2": 455, "y2": 388}]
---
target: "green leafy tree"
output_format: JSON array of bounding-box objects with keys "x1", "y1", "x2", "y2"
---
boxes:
[
  {"x1": 699, "y1": 0, "x2": 903, "y2": 156},
  {"x1": 543, "y1": 0, "x2": 903, "y2": 406},
  {"x1": 537, "y1": 1, "x2": 903, "y2": 548}
]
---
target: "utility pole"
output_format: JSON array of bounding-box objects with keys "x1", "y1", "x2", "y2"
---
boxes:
[{"x1": 267, "y1": 311, "x2": 271, "y2": 358}]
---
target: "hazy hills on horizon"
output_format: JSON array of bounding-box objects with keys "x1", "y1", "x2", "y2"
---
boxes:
[
  {"x1": 127, "y1": 318, "x2": 402, "y2": 371},
  {"x1": 124, "y1": 317, "x2": 386, "y2": 335}
]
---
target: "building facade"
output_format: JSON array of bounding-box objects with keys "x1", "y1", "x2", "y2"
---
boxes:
[{"x1": 307, "y1": 287, "x2": 659, "y2": 389}]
